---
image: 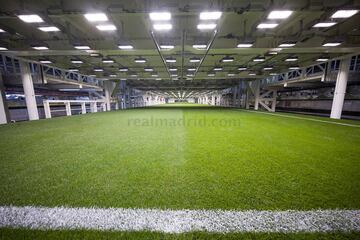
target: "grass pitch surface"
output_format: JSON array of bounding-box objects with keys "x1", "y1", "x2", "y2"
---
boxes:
[{"x1": 0, "y1": 104, "x2": 359, "y2": 238}]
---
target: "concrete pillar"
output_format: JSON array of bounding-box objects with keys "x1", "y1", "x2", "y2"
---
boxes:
[
  {"x1": 245, "y1": 85, "x2": 250, "y2": 109},
  {"x1": 330, "y1": 59, "x2": 350, "y2": 119},
  {"x1": 104, "y1": 81, "x2": 114, "y2": 111},
  {"x1": 212, "y1": 96, "x2": 215, "y2": 105},
  {"x1": 81, "y1": 102, "x2": 86, "y2": 114},
  {"x1": 90, "y1": 102, "x2": 97, "y2": 113},
  {"x1": 43, "y1": 100, "x2": 51, "y2": 119},
  {"x1": 20, "y1": 61, "x2": 39, "y2": 120},
  {"x1": 0, "y1": 74, "x2": 10, "y2": 124},
  {"x1": 102, "y1": 102, "x2": 106, "y2": 111},
  {"x1": 65, "y1": 101, "x2": 71, "y2": 116},
  {"x1": 254, "y1": 80, "x2": 260, "y2": 111},
  {"x1": 115, "y1": 101, "x2": 119, "y2": 110}
]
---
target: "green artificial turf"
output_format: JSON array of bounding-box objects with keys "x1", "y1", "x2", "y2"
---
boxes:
[{"x1": 0, "y1": 105, "x2": 359, "y2": 239}]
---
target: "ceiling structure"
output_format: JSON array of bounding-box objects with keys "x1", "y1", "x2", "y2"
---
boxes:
[{"x1": 0, "y1": 0, "x2": 360, "y2": 92}]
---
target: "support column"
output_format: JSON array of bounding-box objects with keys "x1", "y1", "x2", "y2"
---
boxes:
[
  {"x1": 90, "y1": 102, "x2": 97, "y2": 113},
  {"x1": 102, "y1": 102, "x2": 106, "y2": 111},
  {"x1": 245, "y1": 85, "x2": 250, "y2": 109},
  {"x1": 65, "y1": 101, "x2": 71, "y2": 116},
  {"x1": 115, "y1": 101, "x2": 119, "y2": 110},
  {"x1": 330, "y1": 59, "x2": 350, "y2": 119},
  {"x1": 81, "y1": 102, "x2": 86, "y2": 114},
  {"x1": 271, "y1": 91, "x2": 277, "y2": 112},
  {"x1": 254, "y1": 80, "x2": 260, "y2": 111},
  {"x1": 20, "y1": 61, "x2": 39, "y2": 120},
  {"x1": 0, "y1": 74, "x2": 10, "y2": 124},
  {"x1": 43, "y1": 100, "x2": 51, "y2": 119}
]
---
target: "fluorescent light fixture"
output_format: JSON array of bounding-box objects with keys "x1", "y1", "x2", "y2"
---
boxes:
[
  {"x1": 160, "y1": 45, "x2": 174, "y2": 49},
  {"x1": 149, "y1": 12, "x2": 171, "y2": 21},
  {"x1": 208, "y1": 73, "x2": 215, "y2": 76},
  {"x1": 0, "y1": 29, "x2": 5, "y2": 33},
  {"x1": 331, "y1": 10, "x2": 359, "y2": 19},
  {"x1": 110, "y1": 74, "x2": 117, "y2": 77},
  {"x1": 32, "y1": 46, "x2": 49, "y2": 50},
  {"x1": 130, "y1": 74, "x2": 138, "y2": 77},
  {"x1": 190, "y1": 58, "x2": 201, "y2": 63},
  {"x1": 279, "y1": 43, "x2": 296, "y2": 47},
  {"x1": 153, "y1": 23, "x2": 172, "y2": 31},
  {"x1": 166, "y1": 58, "x2": 176, "y2": 63},
  {"x1": 90, "y1": 53, "x2": 100, "y2": 57},
  {"x1": 94, "y1": 68, "x2": 104, "y2": 72},
  {"x1": 316, "y1": 58, "x2": 329, "y2": 62},
  {"x1": 68, "y1": 68, "x2": 79, "y2": 72},
  {"x1": 134, "y1": 58, "x2": 146, "y2": 63},
  {"x1": 38, "y1": 26, "x2": 60, "y2": 32},
  {"x1": 84, "y1": 13, "x2": 108, "y2": 22},
  {"x1": 249, "y1": 73, "x2": 257, "y2": 76},
  {"x1": 102, "y1": 59, "x2": 114, "y2": 63},
  {"x1": 193, "y1": 44, "x2": 207, "y2": 49},
  {"x1": 0, "y1": 47, "x2": 8, "y2": 51},
  {"x1": 270, "y1": 73, "x2": 278, "y2": 76},
  {"x1": 188, "y1": 68, "x2": 196, "y2": 71},
  {"x1": 268, "y1": 10, "x2": 293, "y2": 19},
  {"x1": 214, "y1": 67, "x2": 223, "y2": 71},
  {"x1": 285, "y1": 57, "x2": 298, "y2": 62},
  {"x1": 221, "y1": 57, "x2": 234, "y2": 62},
  {"x1": 71, "y1": 59, "x2": 83, "y2": 64},
  {"x1": 313, "y1": 22, "x2": 337, "y2": 28},
  {"x1": 89, "y1": 74, "x2": 97, "y2": 77},
  {"x1": 257, "y1": 23, "x2": 279, "y2": 29},
  {"x1": 323, "y1": 42, "x2": 342, "y2": 47},
  {"x1": 200, "y1": 11, "x2": 222, "y2": 20},
  {"x1": 74, "y1": 45, "x2": 91, "y2": 50},
  {"x1": 118, "y1": 45, "x2": 133, "y2": 50},
  {"x1": 237, "y1": 43, "x2": 253, "y2": 48},
  {"x1": 264, "y1": 67, "x2": 273, "y2": 70},
  {"x1": 39, "y1": 60, "x2": 52, "y2": 64},
  {"x1": 119, "y1": 68, "x2": 129, "y2": 72},
  {"x1": 169, "y1": 68, "x2": 178, "y2": 71},
  {"x1": 96, "y1": 24, "x2": 117, "y2": 31},
  {"x1": 289, "y1": 66, "x2": 300, "y2": 70},
  {"x1": 171, "y1": 74, "x2": 178, "y2": 77},
  {"x1": 151, "y1": 74, "x2": 159, "y2": 77},
  {"x1": 18, "y1": 14, "x2": 44, "y2": 23},
  {"x1": 187, "y1": 74, "x2": 194, "y2": 77},
  {"x1": 197, "y1": 23, "x2": 216, "y2": 30},
  {"x1": 253, "y1": 57, "x2": 265, "y2": 62},
  {"x1": 155, "y1": 78, "x2": 162, "y2": 80},
  {"x1": 144, "y1": 68, "x2": 154, "y2": 72},
  {"x1": 238, "y1": 67, "x2": 247, "y2": 71},
  {"x1": 228, "y1": 73, "x2": 236, "y2": 76}
]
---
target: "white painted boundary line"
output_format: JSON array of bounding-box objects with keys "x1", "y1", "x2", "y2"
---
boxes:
[
  {"x1": 240, "y1": 110, "x2": 360, "y2": 127},
  {"x1": 0, "y1": 206, "x2": 359, "y2": 233}
]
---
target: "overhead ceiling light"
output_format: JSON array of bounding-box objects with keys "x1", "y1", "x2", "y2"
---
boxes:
[
  {"x1": 89, "y1": 74, "x2": 97, "y2": 77},
  {"x1": 253, "y1": 57, "x2": 265, "y2": 62},
  {"x1": 316, "y1": 57, "x2": 329, "y2": 62},
  {"x1": 90, "y1": 53, "x2": 100, "y2": 57},
  {"x1": 156, "y1": 78, "x2": 162, "y2": 80},
  {"x1": 39, "y1": 59, "x2": 52, "y2": 64},
  {"x1": 130, "y1": 74, "x2": 138, "y2": 77},
  {"x1": 289, "y1": 66, "x2": 300, "y2": 70},
  {"x1": 165, "y1": 58, "x2": 176, "y2": 63},
  {"x1": 119, "y1": 67, "x2": 129, "y2": 72},
  {"x1": 313, "y1": 22, "x2": 337, "y2": 28},
  {"x1": 270, "y1": 73, "x2": 278, "y2": 76},
  {"x1": 96, "y1": 24, "x2": 117, "y2": 31},
  {"x1": 238, "y1": 67, "x2": 247, "y2": 71},
  {"x1": 18, "y1": 14, "x2": 44, "y2": 23},
  {"x1": 187, "y1": 74, "x2": 194, "y2": 77},
  {"x1": 32, "y1": 46, "x2": 49, "y2": 50},
  {"x1": 169, "y1": 68, "x2": 178, "y2": 71},
  {"x1": 221, "y1": 56, "x2": 234, "y2": 62},
  {"x1": 0, "y1": 47, "x2": 8, "y2": 51},
  {"x1": 171, "y1": 74, "x2": 178, "y2": 77},
  {"x1": 118, "y1": 45, "x2": 133, "y2": 50},
  {"x1": 71, "y1": 59, "x2": 83, "y2": 64},
  {"x1": 323, "y1": 42, "x2": 342, "y2": 47},
  {"x1": 228, "y1": 73, "x2": 236, "y2": 77},
  {"x1": 214, "y1": 67, "x2": 223, "y2": 71},
  {"x1": 68, "y1": 68, "x2": 79, "y2": 72},
  {"x1": 189, "y1": 57, "x2": 201, "y2": 63},
  {"x1": 331, "y1": 10, "x2": 359, "y2": 19},
  {"x1": 208, "y1": 73, "x2": 215, "y2": 76},
  {"x1": 144, "y1": 68, "x2": 154, "y2": 72},
  {"x1": 263, "y1": 67, "x2": 273, "y2": 70},
  {"x1": 94, "y1": 68, "x2": 104, "y2": 72},
  {"x1": 0, "y1": 29, "x2": 5, "y2": 33},
  {"x1": 285, "y1": 57, "x2": 298, "y2": 62},
  {"x1": 188, "y1": 68, "x2": 196, "y2": 71},
  {"x1": 279, "y1": 43, "x2": 296, "y2": 47},
  {"x1": 237, "y1": 43, "x2": 253, "y2": 48},
  {"x1": 102, "y1": 59, "x2": 114, "y2": 63},
  {"x1": 134, "y1": 58, "x2": 147, "y2": 63},
  {"x1": 74, "y1": 45, "x2": 91, "y2": 50},
  {"x1": 199, "y1": 11, "x2": 222, "y2": 20},
  {"x1": 109, "y1": 74, "x2": 117, "y2": 77},
  {"x1": 249, "y1": 73, "x2": 257, "y2": 76},
  {"x1": 193, "y1": 44, "x2": 207, "y2": 49},
  {"x1": 257, "y1": 23, "x2": 279, "y2": 29},
  {"x1": 84, "y1": 13, "x2": 108, "y2": 22},
  {"x1": 197, "y1": 23, "x2": 217, "y2": 30},
  {"x1": 268, "y1": 10, "x2": 293, "y2": 19},
  {"x1": 149, "y1": 12, "x2": 171, "y2": 21},
  {"x1": 151, "y1": 74, "x2": 159, "y2": 77},
  {"x1": 38, "y1": 26, "x2": 60, "y2": 32},
  {"x1": 153, "y1": 23, "x2": 172, "y2": 31},
  {"x1": 160, "y1": 45, "x2": 174, "y2": 49}
]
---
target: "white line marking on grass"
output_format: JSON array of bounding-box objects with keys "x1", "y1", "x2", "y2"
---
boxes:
[
  {"x1": 0, "y1": 206, "x2": 359, "y2": 233},
  {"x1": 240, "y1": 110, "x2": 360, "y2": 127}
]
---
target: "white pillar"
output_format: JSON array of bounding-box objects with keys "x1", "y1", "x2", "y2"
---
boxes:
[
  {"x1": 90, "y1": 102, "x2": 97, "y2": 113},
  {"x1": 115, "y1": 101, "x2": 119, "y2": 110},
  {"x1": 65, "y1": 101, "x2": 71, "y2": 116},
  {"x1": 104, "y1": 82, "x2": 111, "y2": 111},
  {"x1": 212, "y1": 96, "x2": 215, "y2": 105},
  {"x1": 43, "y1": 100, "x2": 51, "y2": 119},
  {"x1": 0, "y1": 74, "x2": 9, "y2": 124},
  {"x1": 271, "y1": 91, "x2": 277, "y2": 112},
  {"x1": 81, "y1": 102, "x2": 86, "y2": 114},
  {"x1": 254, "y1": 80, "x2": 260, "y2": 110},
  {"x1": 330, "y1": 59, "x2": 350, "y2": 119},
  {"x1": 20, "y1": 61, "x2": 39, "y2": 120},
  {"x1": 102, "y1": 102, "x2": 106, "y2": 111}
]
